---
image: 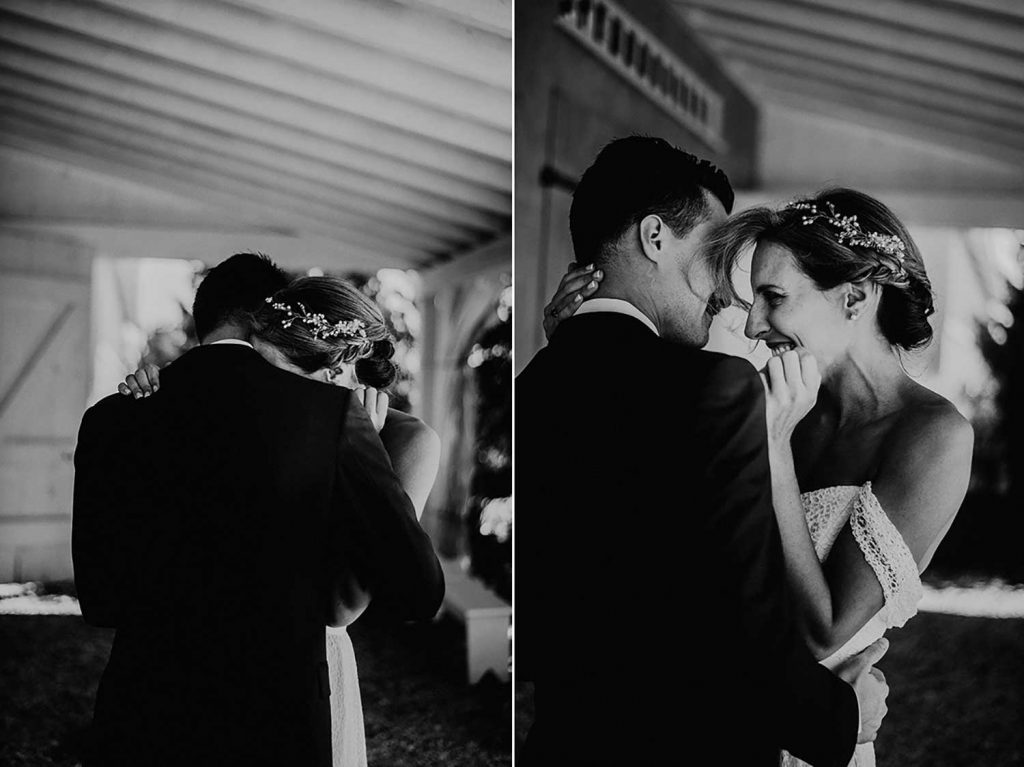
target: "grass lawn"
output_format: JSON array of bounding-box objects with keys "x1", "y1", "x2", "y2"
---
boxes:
[
  {"x1": 516, "y1": 612, "x2": 1024, "y2": 765},
  {"x1": 0, "y1": 612, "x2": 510, "y2": 767}
]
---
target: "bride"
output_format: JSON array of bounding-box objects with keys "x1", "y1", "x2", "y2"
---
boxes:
[
  {"x1": 545, "y1": 188, "x2": 973, "y2": 766},
  {"x1": 121, "y1": 275, "x2": 441, "y2": 767}
]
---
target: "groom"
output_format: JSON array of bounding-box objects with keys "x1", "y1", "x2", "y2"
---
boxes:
[
  {"x1": 73, "y1": 253, "x2": 444, "y2": 767},
  {"x1": 517, "y1": 138, "x2": 887, "y2": 765}
]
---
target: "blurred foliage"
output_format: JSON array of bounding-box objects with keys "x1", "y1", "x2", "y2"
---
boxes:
[
  {"x1": 464, "y1": 286, "x2": 513, "y2": 601},
  {"x1": 341, "y1": 269, "x2": 419, "y2": 414},
  {"x1": 933, "y1": 256, "x2": 1024, "y2": 584},
  {"x1": 971, "y1": 276, "x2": 1024, "y2": 502}
]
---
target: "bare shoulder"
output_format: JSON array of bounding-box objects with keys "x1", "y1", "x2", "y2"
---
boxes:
[
  {"x1": 889, "y1": 386, "x2": 973, "y2": 458},
  {"x1": 877, "y1": 385, "x2": 974, "y2": 496}
]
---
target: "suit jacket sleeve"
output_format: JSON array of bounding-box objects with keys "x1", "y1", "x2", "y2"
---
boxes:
[
  {"x1": 330, "y1": 393, "x2": 444, "y2": 620},
  {"x1": 693, "y1": 357, "x2": 859, "y2": 767},
  {"x1": 72, "y1": 399, "x2": 135, "y2": 627}
]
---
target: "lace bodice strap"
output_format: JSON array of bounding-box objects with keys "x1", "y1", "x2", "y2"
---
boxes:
[{"x1": 849, "y1": 482, "x2": 923, "y2": 628}]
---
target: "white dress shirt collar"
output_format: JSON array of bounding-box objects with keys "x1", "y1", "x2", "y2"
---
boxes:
[
  {"x1": 209, "y1": 339, "x2": 254, "y2": 349},
  {"x1": 574, "y1": 298, "x2": 659, "y2": 336}
]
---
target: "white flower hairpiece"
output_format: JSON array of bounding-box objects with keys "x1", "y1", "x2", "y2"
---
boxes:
[
  {"x1": 787, "y1": 200, "x2": 908, "y2": 277},
  {"x1": 264, "y1": 297, "x2": 367, "y2": 341}
]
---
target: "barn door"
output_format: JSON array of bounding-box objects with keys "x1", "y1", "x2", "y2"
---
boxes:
[{"x1": 0, "y1": 233, "x2": 91, "y2": 582}]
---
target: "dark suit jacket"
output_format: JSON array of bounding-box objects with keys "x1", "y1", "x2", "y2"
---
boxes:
[
  {"x1": 516, "y1": 313, "x2": 858, "y2": 766},
  {"x1": 72, "y1": 344, "x2": 444, "y2": 767}
]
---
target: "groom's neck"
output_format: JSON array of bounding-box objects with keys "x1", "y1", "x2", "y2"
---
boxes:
[
  {"x1": 590, "y1": 274, "x2": 661, "y2": 334},
  {"x1": 201, "y1": 322, "x2": 250, "y2": 344}
]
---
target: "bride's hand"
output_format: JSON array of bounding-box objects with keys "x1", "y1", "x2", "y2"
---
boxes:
[
  {"x1": 355, "y1": 386, "x2": 389, "y2": 433},
  {"x1": 543, "y1": 262, "x2": 603, "y2": 340},
  {"x1": 758, "y1": 347, "x2": 820, "y2": 446},
  {"x1": 118, "y1": 363, "x2": 160, "y2": 399}
]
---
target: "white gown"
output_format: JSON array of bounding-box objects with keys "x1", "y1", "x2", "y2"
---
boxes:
[
  {"x1": 781, "y1": 483, "x2": 924, "y2": 767},
  {"x1": 326, "y1": 627, "x2": 368, "y2": 767}
]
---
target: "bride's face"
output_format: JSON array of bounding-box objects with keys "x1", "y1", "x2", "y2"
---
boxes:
[{"x1": 744, "y1": 241, "x2": 851, "y2": 370}]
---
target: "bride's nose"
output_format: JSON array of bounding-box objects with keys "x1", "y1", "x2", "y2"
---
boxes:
[{"x1": 744, "y1": 302, "x2": 769, "y2": 340}]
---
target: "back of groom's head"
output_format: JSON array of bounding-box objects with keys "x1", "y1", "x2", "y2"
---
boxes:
[
  {"x1": 569, "y1": 136, "x2": 734, "y2": 266},
  {"x1": 192, "y1": 252, "x2": 290, "y2": 341}
]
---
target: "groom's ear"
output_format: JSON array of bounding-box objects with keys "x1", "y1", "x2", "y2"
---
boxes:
[{"x1": 638, "y1": 214, "x2": 665, "y2": 263}]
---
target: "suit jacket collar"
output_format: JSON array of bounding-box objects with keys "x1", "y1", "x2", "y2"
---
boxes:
[
  {"x1": 159, "y1": 342, "x2": 263, "y2": 386},
  {"x1": 551, "y1": 312, "x2": 662, "y2": 349}
]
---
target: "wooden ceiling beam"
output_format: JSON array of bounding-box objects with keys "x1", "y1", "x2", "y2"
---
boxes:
[
  {"x1": 678, "y1": 0, "x2": 1024, "y2": 54},
  {"x1": 0, "y1": 59, "x2": 506, "y2": 232},
  {"x1": 715, "y1": 43, "x2": 1024, "y2": 131},
  {"x1": 225, "y1": 0, "x2": 511, "y2": 90},
  {"x1": 0, "y1": 114, "x2": 441, "y2": 263},
  {"x1": 1, "y1": 0, "x2": 511, "y2": 161},
  {"x1": 682, "y1": 2, "x2": 1024, "y2": 84},
  {"x1": 0, "y1": 224, "x2": 417, "y2": 272},
  {"x1": 0, "y1": 17, "x2": 511, "y2": 201},
  {"x1": 95, "y1": 0, "x2": 510, "y2": 131},
  {"x1": 0, "y1": 90, "x2": 476, "y2": 253},
  {"x1": 392, "y1": 0, "x2": 512, "y2": 38},
  {"x1": 730, "y1": 65, "x2": 1024, "y2": 166},
  {"x1": 939, "y1": 0, "x2": 1024, "y2": 22},
  {"x1": 702, "y1": 26, "x2": 1024, "y2": 111}
]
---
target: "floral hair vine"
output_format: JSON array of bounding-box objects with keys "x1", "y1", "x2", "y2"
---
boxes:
[
  {"x1": 786, "y1": 200, "x2": 908, "y2": 278},
  {"x1": 264, "y1": 297, "x2": 368, "y2": 341}
]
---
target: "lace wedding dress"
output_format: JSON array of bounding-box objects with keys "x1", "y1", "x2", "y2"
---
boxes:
[
  {"x1": 326, "y1": 627, "x2": 368, "y2": 767},
  {"x1": 781, "y1": 483, "x2": 924, "y2": 767}
]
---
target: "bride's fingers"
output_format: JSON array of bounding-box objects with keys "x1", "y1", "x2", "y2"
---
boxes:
[
  {"x1": 545, "y1": 267, "x2": 602, "y2": 316},
  {"x1": 354, "y1": 387, "x2": 365, "y2": 409},
  {"x1": 123, "y1": 374, "x2": 144, "y2": 399},
  {"x1": 765, "y1": 355, "x2": 787, "y2": 397},
  {"x1": 375, "y1": 390, "x2": 389, "y2": 427},
  {"x1": 780, "y1": 350, "x2": 804, "y2": 392},
  {"x1": 557, "y1": 267, "x2": 602, "y2": 299},
  {"x1": 797, "y1": 348, "x2": 821, "y2": 391},
  {"x1": 144, "y1": 363, "x2": 161, "y2": 393},
  {"x1": 135, "y1": 368, "x2": 154, "y2": 396}
]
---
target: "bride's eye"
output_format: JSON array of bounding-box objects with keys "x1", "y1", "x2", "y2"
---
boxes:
[{"x1": 764, "y1": 291, "x2": 785, "y2": 307}]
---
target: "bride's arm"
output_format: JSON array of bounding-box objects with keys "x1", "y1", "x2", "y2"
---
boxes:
[
  {"x1": 768, "y1": 355, "x2": 972, "y2": 657},
  {"x1": 810, "y1": 407, "x2": 972, "y2": 657},
  {"x1": 760, "y1": 350, "x2": 840, "y2": 656},
  {"x1": 768, "y1": 438, "x2": 840, "y2": 657},
  {"x1": 379, "y1": 409, "x2": 441, "y2": 520}
]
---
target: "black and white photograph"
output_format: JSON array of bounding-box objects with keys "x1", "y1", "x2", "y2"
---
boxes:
[
  {"x1": 0, "y1": 1, "x2": 511, "y2": 766},
  {"x1": 515, "y1": 1, "x2": 1023, "y2": 766}
]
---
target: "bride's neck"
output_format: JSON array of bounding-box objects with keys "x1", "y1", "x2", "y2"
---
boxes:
[{"x1": 825, "y1": 339, "x2": 908, "y2": 428}]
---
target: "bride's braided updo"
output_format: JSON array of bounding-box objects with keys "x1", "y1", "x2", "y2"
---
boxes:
[
  {"x1": 706, "y1": 187, "x2": 935, "y2": 351},
  {"x1": 250, "y1": 276, "x2": 397, "y2": 388}
]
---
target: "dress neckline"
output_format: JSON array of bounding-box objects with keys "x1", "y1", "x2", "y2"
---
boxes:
[{"x1": 799, "y1": 484, "x2": 862, "y2": 499}]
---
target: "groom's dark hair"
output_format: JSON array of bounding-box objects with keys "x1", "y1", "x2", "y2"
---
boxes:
[
  {"x1": 569, "y1": 136, "x2": 733, "y2": 265},
  {"x1": 192, "y1": 252, "x2": 290, "y2": 341}
]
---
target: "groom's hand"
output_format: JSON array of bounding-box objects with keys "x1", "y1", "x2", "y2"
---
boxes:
[{"x1": 835, "y1": 638, "x2": 890, "y2": 744}]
